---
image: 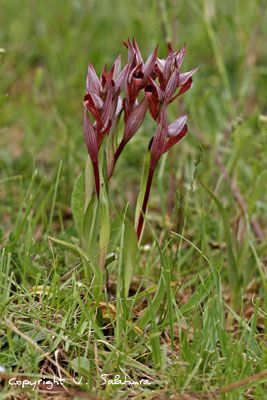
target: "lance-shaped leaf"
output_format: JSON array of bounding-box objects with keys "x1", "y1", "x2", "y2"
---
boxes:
[
  {"x1": 86, "y1": 64, "x2": 101, "y2": 95},
  {"x1": 71, "y1": 172, "x2": 85, "y2": 237},
  {"x1": 123, "y1": 98, "x2": 148, "y2": 142},
  {"x1": 118, "y1": 211, "x2": 138, "y2": 297},
  {"x1": 98, "y1": 167, "x2": 110, "y2": 271}
]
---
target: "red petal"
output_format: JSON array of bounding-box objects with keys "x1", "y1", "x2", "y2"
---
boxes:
[
  {"x1": 154, "y1": 62, "x2": 166, "y2": 89},
  {"x1": 126, "y1": 39, "x2": 135, "y2": 64},
  {"x1": 86, "y1": 64, "x2": 101, "y2": 95},
  {"x1": 145, "y1": 78, "x2": 162, "y2": 120},
  {"x1": 115, "y1": 63, "x2": 129, "y2": 93},
  {"x1": 132, "y1": 37, "x2": 143, "y2": 64},
  {"x1": 101, "y1": 82, "x2": 115, "y2": 128},
  {"x1": 124, "y1": 98, "x2": 148, "y2": 142},
  {"x1": 89, "y1": 92, "x2": 103, "y2": 109},
  {"x1": 143, "y1": 45, "x2": 158, "y2": 79},
  {"x1": 168, "y1": 115, "x2": 188, "y2": 137},
  {"x1": 113, "y1": 54, "x2": 121, "y2": 80},
  {"x1": 176, "y1": 46, "x2": 186, "y2": 68},
  {"x1": 164, "y1": 69, "x2": 179, "y2": 104},
  {"x1": 83, "y1": 110, "x2": 98, "y2": 162},
  {"x1": 127, "y1": 64, "x2": 144, "y2": 102},
  {"x1": 163, "y1": 125, "x2": 188, "y2": 153},
  {"x1": 179, "y1": 68, "x2": 198, "y2": 86},
  {"x1": 178, "y1": 77, "x2": 193, "y2": 95},
  {"x1": 169, "y1": 77, "x2": 193, "y2": 103},
  {"x1": 164, "y1": 51, "x2": 178, "y2": 82},
  {"x1": 150, "y1": 110, "x2": 168, "y2": 168},
  {"x1": 84, "y1": 93, "x2": 104, "y2": 127}
]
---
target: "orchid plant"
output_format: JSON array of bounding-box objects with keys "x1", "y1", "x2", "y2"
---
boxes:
[{"x1": 71, "y1": 39, "x2": 197, "y2": 296}]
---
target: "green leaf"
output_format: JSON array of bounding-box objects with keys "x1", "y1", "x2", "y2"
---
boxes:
[
  {"x1": 82, "y1": 193, "x2": 99, "y2": 258},
  {"x1": 180, "y1": 273, "x2": 214, "y2": 315},
  {"x1": 48, "y1": 236, "x2": 98, "y2": 276},
  {"x1": 84, "y1": 155, "x2": 95, "y2": 208},
  {"x1": 147, "y1": 295, "x2": 162, "y2": 370},
  {"x1": 136, "y1": 276, "x2": 166, "y2": 330},
  {"x1": 48, "y1": 236, "x2": 88, "y2": 261},
  {"x1": 199, "y1": 180, "x2": 238, "y2": 289},
  {"x1": 71, "y1": 356, "x2": 91, "y2": 374},
  {"x1": 135, "y1": 225, "x2": 166, "y2": 330},
  {"x1": 98, "y1": 167, "x2": 110, "y2": 270},
  {"x1": 71, "y1": 172, "x2": 85, "y2": 237},
  {"x1": 123, "y1": 216, "x2": 138, "y2": 297}
]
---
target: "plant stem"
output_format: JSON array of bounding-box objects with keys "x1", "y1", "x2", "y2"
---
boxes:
[
  {"x1": 137, "y1": 167, "x2": 155, "y2": 240},
  {"x1": 92, "y1": 160, "x2": 100, "y2": 198},
  {"x1": 108, "y1": 139, "x2": 126, "y2": 179}
]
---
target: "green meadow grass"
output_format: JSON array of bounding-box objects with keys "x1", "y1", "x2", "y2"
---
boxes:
[{"x1": 1, "y1": 0, "x2": 267, "y2": 399}]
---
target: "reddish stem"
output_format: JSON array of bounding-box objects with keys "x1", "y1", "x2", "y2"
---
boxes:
[
  {"x1": 108, "y1": 139, "x2": 126, "y2": 179},
  {"x1": 92, "y1": 160, "x2": 100, "y2": 198},
  {"x1": 137, "y1": 167, "x2": 155, "y2": 240}
]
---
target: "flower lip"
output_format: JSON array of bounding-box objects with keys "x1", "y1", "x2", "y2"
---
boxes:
[
  {"x1": 145, "y1": 84, "x2": 154, "y2": 93},
  {"x1": 133, "y1": 70, "x2": 144, "y2": 80},
  {"x1": 84, "y1": 93, "x2": 104, "y2": 128}
]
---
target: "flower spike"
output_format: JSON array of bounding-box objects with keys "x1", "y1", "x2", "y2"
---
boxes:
[{"x1": 83, "y1": 39, "x2": 197, "y2": 240}]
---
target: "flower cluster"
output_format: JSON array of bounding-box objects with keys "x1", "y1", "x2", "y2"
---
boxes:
[{"x1": 83, "y1": 39, "x2": 197, "y2": 239}]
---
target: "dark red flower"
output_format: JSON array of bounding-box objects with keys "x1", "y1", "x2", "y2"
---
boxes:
[
  {"x1": 83, "y1": 39, "x2": 197, "y2": 240},
  {"x1": 83, "y1": 59, "x2": 126, "y2": 195},
  {"x1": 144, "y1": 78, "x2": 162, "y2": 120},
  {"x1": 124, "y1": 39, "x2": 158, "y2": 108}
]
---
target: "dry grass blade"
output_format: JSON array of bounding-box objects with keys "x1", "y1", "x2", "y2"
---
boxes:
[{"x1": 4, "y1": 319, "x2": 73, "y2": 380}]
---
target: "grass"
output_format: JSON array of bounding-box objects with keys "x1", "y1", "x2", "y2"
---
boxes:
[{"x1": 1, "y1": 0, "x2": 267, "y2": 399}]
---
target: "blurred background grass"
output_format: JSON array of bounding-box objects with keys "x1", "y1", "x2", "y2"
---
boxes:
[{"x1": 0, "y1": 2, "x2": 266, "y2": 167}]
